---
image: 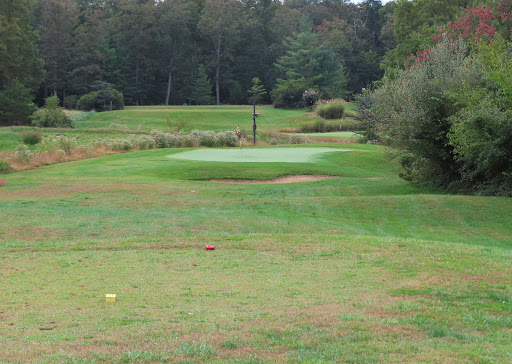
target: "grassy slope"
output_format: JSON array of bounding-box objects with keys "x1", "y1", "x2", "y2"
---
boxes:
[
  {"x1": 76, "y1": 105, "x2": 315, "y2": 132},
  {"x1": 0, "y1": 106, "x2": 313, "y2": 153},
  {"x1": 1, "y1": 141, "x2": 512, "y2": 363}
]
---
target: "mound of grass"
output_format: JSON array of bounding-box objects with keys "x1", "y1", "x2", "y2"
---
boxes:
[
  {"x1": 0, "y1": 159, "x2": 11, "y2": 174},
  {"x1": 299, "y1": 118, "x2": 361, "y2": 133},
  {"x1": 168, "y1": 147, "x2": 350, "y2": 163},
  {"x1": 315, "y1": 99, "x2": 346, "y2": 119},
  {"x1": 20, "y1": 130, "x2": 42, "y2": 145}
]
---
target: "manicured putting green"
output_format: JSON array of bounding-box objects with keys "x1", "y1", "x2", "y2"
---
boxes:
[{"x1": 168, "y1": 147, "x2": 352, "y2": 163}]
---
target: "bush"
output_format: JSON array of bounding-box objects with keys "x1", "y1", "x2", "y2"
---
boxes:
[
  {"x1": 290, "y1": 134, "x2": 308, "y2": 144},
  {"x1": 130, "y1": 135, "x2": 156, "y2": 150},
  {"x1": 269, "y1": 137, "x2": 279, "y2": 145},
  {"x1": 217, "y1": 131, "x2": 237, "y2": 147},
  {"x1": 299, "y1": 118, "x2": 360, "y2": 133},
  {"x1": 21, "y1": 130, "x2": 42, "y2": 145},
  {"x1": 315, "y1": 99, "x2": 345, "y2": 119},
  {"x1": 271, "y1": 82, "x2": 308, "y2": 108},
  {"x1": 166, "y1": 133, "x2": 180, "y2": 148},
  {"x1": 31, "y1": 96, "x2": 74, "y2": 128},
  {"x1": 63, "y1": 95, "x2": 78, "y2": 109},
  {"x1": 0, "y1": 159, "x2": 11, "y2": 174},
  {"x1": 56, "y1": 136, "x2": 76, "y2": 155},
  {"x1": 109, "y1": 138, "x2": 133, "y2": 151},
  {"x1": 181, "y1": 134, "x2": 195, "y2": 147},
  {"x1": 302, "y1": 90, "x2": 319, "y2": 109},
  {"x1": 151, "y1": 130, "x2": 168, "y2": 148},
  {"x1": 15, "y1": 144, "x2": 32, "y2": 162},
  {"x1": 370, "y1": 38, "x2": 491, "y2": 189},
  {"x1": 109, "y1": 123, "x2": 129, "y2": 131},
  {"x1": 197, "y1": 130, "x2": 219, "y2": 147},
  {"x1": 76, "y1": 92, "x2": 96, "y2": 111},
  {"x1": 77, "y1": 88, "x2": 124, "y2": 112}
]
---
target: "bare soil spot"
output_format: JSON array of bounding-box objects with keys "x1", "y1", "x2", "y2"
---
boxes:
[{"x1": 208, "y1": 175, "x2": 336, "y2": 184}]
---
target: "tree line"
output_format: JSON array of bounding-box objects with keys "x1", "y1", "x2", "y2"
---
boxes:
[{"x1": 1, "y1": 0, "x2": 394, "y2": 117}]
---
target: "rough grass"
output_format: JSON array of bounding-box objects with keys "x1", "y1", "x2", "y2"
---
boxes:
[
  {"x1": 1, "y1": 236, "x2": 511, "y2": 363},
  {"x1": 0, "y1": 107, "x2": 511, "y2": 362}
]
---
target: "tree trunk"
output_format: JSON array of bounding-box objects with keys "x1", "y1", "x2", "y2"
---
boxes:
[
  {"x1": 215, "y1": 34, "x2": 221, "y2": 105},
  {"x1": 165, "y1": 55, "x2": 175, "y2": 106},
  {"x1": 135, "y1": 60, "x2": 140, "y2": 106},
  {"x1": 215, "y1": 47, "x2": 220, "y2": 105},
  {"x1": 7, "y1": 0, "x2": 13, "y2": 22}
]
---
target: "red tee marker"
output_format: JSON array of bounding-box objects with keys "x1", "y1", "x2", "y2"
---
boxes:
[{"x1": 205, "y1": 245, "x2": 215, "y2": 251}]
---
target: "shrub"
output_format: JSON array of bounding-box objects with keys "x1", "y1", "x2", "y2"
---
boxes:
[
  {"x1": 15, "y1": 144, "x2": 32, "y2": 162},
  {"x1": 0, "y1": 159, "x2": 11, "y2": 174},
  {"x1": 63, "y1": 95, "x2": 78, "y2": 109},
  {"x1": 151, "y1": 130, "x2": 168, "y2": 148},
  {"x1": 21, "y1": 130, "x2": 42, "y2": 145},
  {"x1": 56, "y1": 136, "x2": 76, "y2": 155},
  {"x1": 370, "y1": 39, "x2": 486, "y2": 188},
  {"x1": 302, "y1": 90, "x2": 319, "y2": 109},
  {"x1": 290, "y1": 134, "x2": 308, "y2": 144},
  {"x1": 166, "y1": 114, "x2": 189, "y2": 132},
  {"x1": 181, "y1": 134, "x2": 195, "y2": 147},
  {"x1": 76, "y1": 92, "x2": 96, "y2": 111},
  {"x1": 269, "y1": 137, "x2": 279, "y2": 145},
  {"x1": 130, "y1": 135, "x2": 156, "y2": 150},
  {"x1": 77, "y1": 88, "x2": 124, "y2": 112},
  {"x1": 315, "y1": 99, "x2": 345, "y2": 119},
  {"x1": 166, "y1": 133, "x2": 180, "y2": 148},
  {"x1": 109, "y1": 138, "x2": 133, "y2": 151},
  {"x1": 299, "y1": 118, "x2": 360, "y2": 133},
  {"x1": 217, "y1": 131, "x2": 237, "y2": 147},
  {"x1": 271, "y1": 82, "x2": 308, "y2": 108},
  {"x1": 198, "y1": 130, "x2": 219, "y2": 147},
  {"x1": 109, "y1": 123, "x2": 129, "y2": 131},
  {"x1": 31, "y1": 96, "x2": 74, "y2": 128}
]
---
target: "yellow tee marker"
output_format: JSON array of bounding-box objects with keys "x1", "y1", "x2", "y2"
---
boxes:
[{"x1": 106, "y1": 294, "x2": 116, "y2": 302}]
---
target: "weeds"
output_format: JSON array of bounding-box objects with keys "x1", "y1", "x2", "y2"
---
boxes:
[
  {"x1": 20, "y1": 130, "x2": 43, "y2": 145},
  {"x1": 174, "y1": 342, "x2": 216, "y2": 358}
]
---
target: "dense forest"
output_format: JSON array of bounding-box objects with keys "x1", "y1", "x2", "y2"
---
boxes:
[{"x1": 1, "y1": 0, "x2": 396, "y2": 110}]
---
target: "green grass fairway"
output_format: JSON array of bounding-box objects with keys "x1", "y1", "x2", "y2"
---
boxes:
[
  {"x1": 1, "y1": 141, "x2": 512, "y2": 362},
  {"x1": 168, "y1": 147, "x2": 352, "y2": 163},
  {"x1": 75, "y1": 105, "x2": 316, "y2": 132}
]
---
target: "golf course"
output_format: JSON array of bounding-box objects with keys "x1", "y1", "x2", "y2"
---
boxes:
[{"x1": 1, "y1": 105, "x2": 511, "y2": 363}]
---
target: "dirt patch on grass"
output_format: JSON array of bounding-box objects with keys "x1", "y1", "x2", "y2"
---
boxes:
[
  {"x1": 6, "y1": 226, "x2": 62, "y2": 242},
  {"x1": 208, "y1": 175, "x2": 336, "y2": 184}
]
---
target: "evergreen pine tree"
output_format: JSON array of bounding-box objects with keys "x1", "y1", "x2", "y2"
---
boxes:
[
  {"x1": 271, "y1": 15, "x2": 346, "y2": 107},
  {"x1": 190, "y1": 65, "x2": 213, "y2": 105},
  {"x1": 0, "y1": 80, "x2": 37, "y2": 125}
]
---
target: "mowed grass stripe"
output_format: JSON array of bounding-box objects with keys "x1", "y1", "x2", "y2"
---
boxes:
[{"x1": 1, "y1": 235, "x2": 511, "y2": 362}]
